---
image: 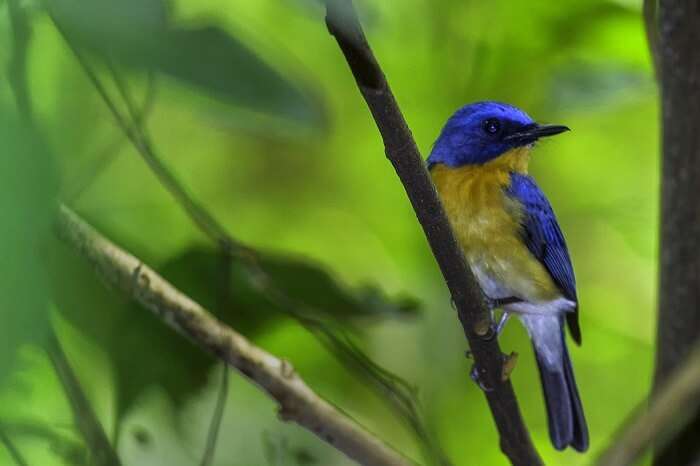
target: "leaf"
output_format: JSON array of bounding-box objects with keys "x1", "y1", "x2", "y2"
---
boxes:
[
  {"x1": 257, "y1": 254, "x2": 421, "y2": 323},
  {"x1": 162, "y1": 248, "x2": 421, "y2": 330},
  {"x1": 47, "y1": 242, "x2": 420, "y2": 420},
  {"x1": 0, "y1": 115, "x2": 56, "y2": 382},
  {"x1": 48, "y1": 0, "x2": 322, "y2": 125}
]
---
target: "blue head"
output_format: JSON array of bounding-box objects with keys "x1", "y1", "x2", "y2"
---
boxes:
[{"x1": 427, "y1": 101, "x2": 569, "y2": 168}]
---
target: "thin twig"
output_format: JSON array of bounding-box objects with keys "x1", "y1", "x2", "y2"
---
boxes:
[
  {"x1": 597, "y1": 340, "x2": 700, "y2": 466},
  {"x1": 55, "y1": 205, "x2": 413, "y2": 466},
  {"x1": 64, "y1": 72, "x2": 157, "y2": 202},
  {"x1": 0, "y1": 425, "x2": 29, "y2": 466},
  {"x1": 200, "y1": 365, "x2": 230, "y2": 466},
  {"x1": 199, "y1": 253, "x2": 233, "y2": 466},
  {"x1": 47, "y1": 330, "x2": 121, "y2": 466},
  {"x1": 323, "y1": 1, "x2": 541, "y2": 465},
  {"x1": 50, "y1": 28, "x2": 235, "y2": 247}
]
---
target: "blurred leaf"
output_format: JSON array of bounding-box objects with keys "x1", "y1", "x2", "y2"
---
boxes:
[
  {"x1": 47, "y1": 241, "x2": 419, "y2": 420},
  {"x1": 49, "y1": 0, "x2": 168, "y2": 45},
  {"x1": 163, "y1": 247, "x2": 420, "y2": 330},
  {"x1": 548, "y1": 64, "x2": 651, "y2": 110},
  {"x1": 48, "y1": 0, "x2": 322, "y2": 124},
  {"x1": 0, "y1": 115, "x2": 56, "y2": 382}
]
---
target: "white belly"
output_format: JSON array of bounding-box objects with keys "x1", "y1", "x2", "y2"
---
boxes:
[{"x1": 471, "y1": 262, "x2": 576, "y2": 315}]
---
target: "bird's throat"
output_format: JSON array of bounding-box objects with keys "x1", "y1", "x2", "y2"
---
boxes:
[{"x1": 481, "y1": 146, "x2": 531, "y2": 174}]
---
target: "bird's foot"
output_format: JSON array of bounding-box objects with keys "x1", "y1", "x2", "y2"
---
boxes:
[
  {"x1": 476, "y1": 310, "x2": 511, "y2": 341},
  {"x1": 494, "y1": 311, "x2": 511, "y2": 336},
  {"x1": 479, "y1": 296, "x2": 520, "y2": 340},
  {"x1": 470, "y1": 364, "x2": 494, "y2": 392},
  {"x1": 470, "y1": 351, "x2": 519, "y2": 389}
]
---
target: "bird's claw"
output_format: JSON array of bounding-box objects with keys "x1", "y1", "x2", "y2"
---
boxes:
[
  {"x1": 470, "y1": 364, "x2": 494, "y2": 392},
  {"x1": 494, "y1": 311, "x2": 510, "y2": 336},
  {"x1": 474, "y1": 311, "x2": 510, "y2": 341},
  {"x1": 470, "y1": 351, "x2": 519, "y2": 389}
]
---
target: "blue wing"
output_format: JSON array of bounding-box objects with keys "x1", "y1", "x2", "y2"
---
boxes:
[{"x1": 506, "y1": 173, "x2": 581, "y2": 343}]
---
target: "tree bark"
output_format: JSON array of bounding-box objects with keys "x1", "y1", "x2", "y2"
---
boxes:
[{"x1": 654, "y1": 1, "x2": 700, "y2": 465}]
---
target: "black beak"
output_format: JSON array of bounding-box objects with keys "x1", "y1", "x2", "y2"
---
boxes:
[{"x1": 504, "y1": 123, "x2": 570, "y2": 144}]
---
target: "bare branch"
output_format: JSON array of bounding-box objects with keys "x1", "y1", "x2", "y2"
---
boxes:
[
  {"x1": 55, "y1": 205, "x2": 413, "y2": 466},
  {"x1": 47, "y1": 330, "x2": 121, "y2": 466},
  {"x1": 323, "y1": 1, "x2": 541, "y2": 465}
]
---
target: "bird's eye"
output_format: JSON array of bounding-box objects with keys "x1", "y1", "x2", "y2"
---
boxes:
[{"x1": 482, "y1": 118, "x2": 501, "y2": 135}]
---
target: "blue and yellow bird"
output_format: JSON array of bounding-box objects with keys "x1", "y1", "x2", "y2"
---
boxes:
[{"x1": 428, "y1": 101, "x2": 588, "y2": 452}]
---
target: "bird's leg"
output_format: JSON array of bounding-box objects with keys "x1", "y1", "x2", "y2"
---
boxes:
[
  {"x1": 494, "y1": 311, "x2": 510, "y2": 336},
  {"x1": 481, "y1": 296, "x2": 520, "y2": 340},
  {"x1": 470, "y1": 298, "x2": 522, "y2": 388}
]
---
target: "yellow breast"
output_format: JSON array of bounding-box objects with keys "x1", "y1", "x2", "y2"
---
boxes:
[
  {"x1": 430, "y1": 147, "x2": 529, "y2": 252},
  {"x1": 430, "y1": 146, "x2": 560, "y2": 302}
]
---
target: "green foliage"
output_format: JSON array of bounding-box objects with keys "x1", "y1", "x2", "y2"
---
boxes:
[
  {"x1": 0, "y1": 0, "x2": 657, "y2": 465},
  {"x1": 0, "y1": 116, "x2": 56, "y2": 381},
  {"x1": 49, "y1": 0, "x2": 322, "y2": 125},
  {"x1": 48, "y1": 240, "x2": 419, "y2": 420}
]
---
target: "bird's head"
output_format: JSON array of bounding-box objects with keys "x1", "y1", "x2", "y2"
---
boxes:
[{"x1": 427, "y1": 101, "x2": 569, "y2": 168}]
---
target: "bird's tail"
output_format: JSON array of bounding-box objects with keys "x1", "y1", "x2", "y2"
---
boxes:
[{"x1": 522, "y1": 314, "x2": 589, "y2": 452}]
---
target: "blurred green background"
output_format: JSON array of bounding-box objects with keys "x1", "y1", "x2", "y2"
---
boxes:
[{"x1": 0, "y1": 0, "x2": 657, "y2": 465}]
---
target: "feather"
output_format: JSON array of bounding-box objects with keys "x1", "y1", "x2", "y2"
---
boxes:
[{"x1": 506, "y1": 173, "x2": 582, "y2": 344}]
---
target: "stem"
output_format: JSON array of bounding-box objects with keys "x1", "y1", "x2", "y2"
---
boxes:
[
  {"x1": 47, "y1": 331, "x2": 121, "y2": 466},
  {"x1": 0, "y1": 425, "x2": 30, "y2": 466}
]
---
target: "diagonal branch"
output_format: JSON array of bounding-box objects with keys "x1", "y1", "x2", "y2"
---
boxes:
[
  {"x1": 54, "y1": 205, "x2": 413, "y2": 466},
  {"x1": 324, "y1": 1, "x2": 542, "y2": 465}
]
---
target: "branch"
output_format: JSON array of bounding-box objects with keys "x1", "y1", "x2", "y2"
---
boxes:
[
  {"x1": 47, "y1": 330, "x2": 121, "y2": 466},
  {"x1": 54, "y1": 205, "x2": 413, "y2": 466},
  {"x1": 597, "y1": 339, "x2": 700, "y2": 466},
  {"x1": 324, "y1": 2, "x2": 541, "y2": 465}
]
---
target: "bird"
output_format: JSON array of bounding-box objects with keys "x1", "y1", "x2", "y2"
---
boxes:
[{"x1": 427, "y1": 101, "x2": 588, "y2": 452}]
